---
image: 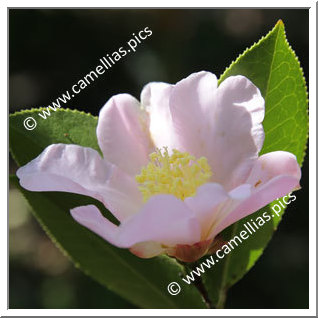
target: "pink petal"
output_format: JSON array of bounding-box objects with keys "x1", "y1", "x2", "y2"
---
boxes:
[
  {"x1": 70, "y1": 195, "x2": 201, "y2": 250},
  {"x1": 228, "y1": 183, "x2": 252, "y2": 200},
  {"x1": 206, "y1": 75, "x2": 265, "y2": 190},
  {"x1": 184, "y1": 183, "x2": 229, "y2": 238},
  {"x1": 96, "y1": 93, "x2": 153, "y2": 175},
  {"x1": 16, "y1": 144, "x2": 142, "y2": 221},
  {"x1": 211, "y1": 151, "x2": 301, "y2": 237},
  {"x1": 104, "y1": 167, "x2": 144, "y2": 221},
  {"x1": 141, "y1": 82, "x2": 175, "y2": 150},
  {"x1": 129, "y1": 241, "x2": 165, "y2": 258},
  {"x1": 245, "y1": 151, "x2": 301, "y2": 187},
  {"x1": 70, "y1": 205, "x2": 120, "y2": 246},
  {"x1": 168, "y1": 71, "x2": 218, "y2": 154},
  {"x1": 116, "y1": 194, "x2": 201, "y2": 247},
  {"x1": 17, "y1": 144, "x2": 111, "y2": 198}
]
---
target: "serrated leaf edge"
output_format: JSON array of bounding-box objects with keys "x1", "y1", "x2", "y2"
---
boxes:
[{"x1": 9, "y1": 107, "x2": 98, "y2": 120}]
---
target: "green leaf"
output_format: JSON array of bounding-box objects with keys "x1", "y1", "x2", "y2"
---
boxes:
[
  {"x1": 10, "y1": 108, "x2": 100, "y2": 166},
  {"x1": 202, "y1": 20, "x2": 308, "y2": 307},
  {"x1": 9, "y1": 109, "x2": 206, "y2": 309}
]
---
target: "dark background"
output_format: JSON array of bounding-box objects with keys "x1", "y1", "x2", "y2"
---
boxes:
[{"x1": 9, "y1": 9, "x2": 309, "y2": 309}]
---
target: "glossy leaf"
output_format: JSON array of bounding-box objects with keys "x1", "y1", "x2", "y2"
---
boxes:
[{"x1": 202, "y1": 20, "x2": 308, "y2": 308}]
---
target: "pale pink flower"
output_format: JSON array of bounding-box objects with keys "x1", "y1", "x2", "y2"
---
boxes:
[{"x1": 17, "y1": 71, "x2": 301, "y2": 262}]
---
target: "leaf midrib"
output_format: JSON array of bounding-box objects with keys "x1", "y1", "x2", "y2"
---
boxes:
[{"x1": 263, "y1": 24, "x2": 281, "y2": 99}]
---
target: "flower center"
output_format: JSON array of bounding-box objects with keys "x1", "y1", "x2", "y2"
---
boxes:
[{"x1": 135, "y1": 148, "x2": 212, "y2": 202}]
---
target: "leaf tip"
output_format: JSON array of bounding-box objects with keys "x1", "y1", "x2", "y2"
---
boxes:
[{"x1": 276, "y1": 19, "x2": 285, "y2": 28}]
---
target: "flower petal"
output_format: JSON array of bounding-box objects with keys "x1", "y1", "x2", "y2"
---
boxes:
[
  {"x1": 96, "y1": 93, "x2": 153, "y2": 175},
  {"x1": 129, "y1": 241, "x2": 165, "y2": 258},
  {"x1": 207, "y1": 75, "x2": 265, "y2": 189},
  {"x1": 184, "y1": 183, "x2": 229, "y2": 239},
  {"x1": 105, "y1": 167, "x2": 144, "y2": 221},
  {"x1": 140, "y1": 81, "x2": 175, "y2": 150},
  {"x1": 70, "y1": 205, "x2": 120, "y2": 246},
  {"x1": 245, "y1": 151, "x2": 301, "y2": 188},
  {"x1": 17, "y1": 144, "x2": 112, "y2": 201},
  {"x1": 211, "y1": 151, "x2": 301, "y2": 236},
  {"x1": 228, "y1": 183, "x2": 252, "y2": 200},
  {"x1": 116, "y1": 194, "x2": 201, "y2": 247},
  {"x1": 168, "y1": 71, "x2": 218, "y2": 154},
  {"x1": 16, "y1": 144, "x2": 142, "y2": 221},
  {"x1": 71, "y1": 195, "x2": 201, "y2": 250}
]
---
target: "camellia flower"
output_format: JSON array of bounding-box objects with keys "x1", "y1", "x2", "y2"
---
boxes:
[{"x1": 17, "y1": 71, "x2": 301, "y2": 262}]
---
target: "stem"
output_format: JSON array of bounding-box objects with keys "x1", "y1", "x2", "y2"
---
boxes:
[
  {"x1": 215, "y1": 222, "x2": 239, "y2": 309},
  {"x1": 195, "y1": 276, "x2": 212, "y2": 308},
  {"x1": 216, "y1": 288, "x2": 227, "y2": 309},
  {"x1": 186, "y1": 261, "x2": 214, "y2": 309}
]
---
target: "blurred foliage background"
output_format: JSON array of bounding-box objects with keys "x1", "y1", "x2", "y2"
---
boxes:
[{"x1": 9, "y1": 9, "x2": 309, "y2": 309}]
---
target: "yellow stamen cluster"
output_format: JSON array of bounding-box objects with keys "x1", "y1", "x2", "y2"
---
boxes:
[{"x1": 135, "y1": 148, "x2": 212, "y2": 202}]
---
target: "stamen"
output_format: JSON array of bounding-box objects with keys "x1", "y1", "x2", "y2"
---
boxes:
[{"x1": 135, "y1": 148, "x2": 212, "y2": 202}]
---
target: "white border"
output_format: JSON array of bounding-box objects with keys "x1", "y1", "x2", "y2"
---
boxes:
[
  {"x1": 308, "y1": 0, "x2": 316, "y2": 314},
  {"x1": 3, "y1": 1, "x2": 316, "y2": 316},
  {"x1": 1, "y1": 0, "x2": 316, "y2": 8}
]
